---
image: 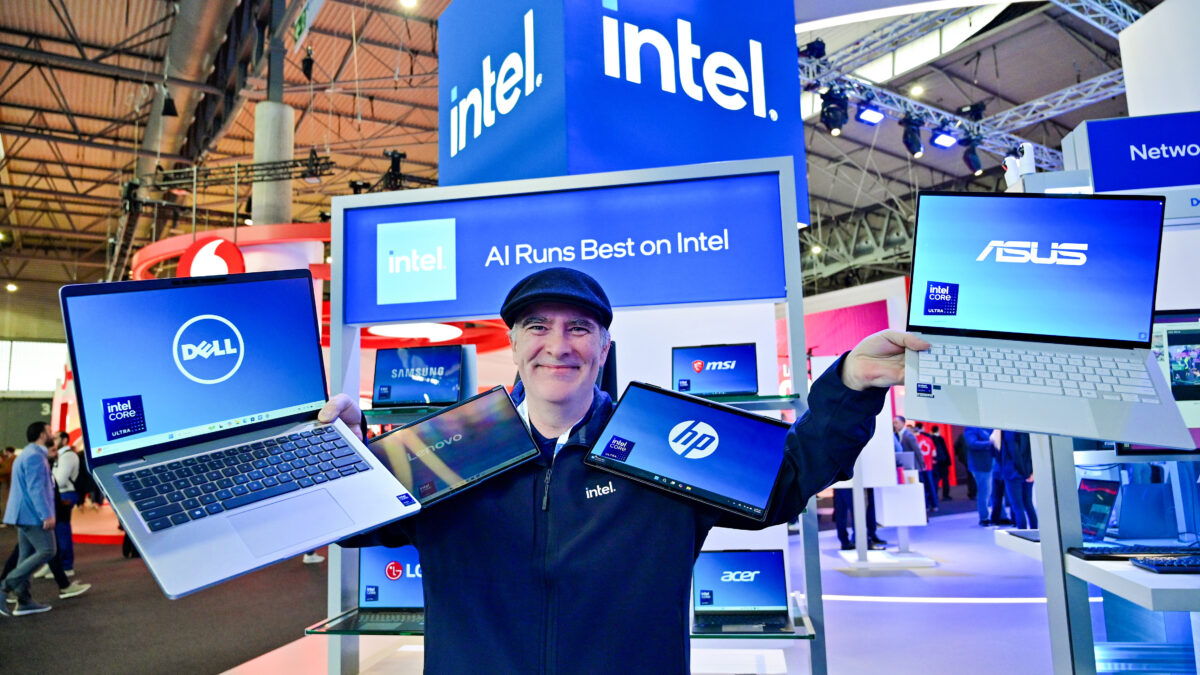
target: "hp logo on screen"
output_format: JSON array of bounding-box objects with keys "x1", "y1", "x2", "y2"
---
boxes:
[
  {"x1": 172, "y1": 314, "x2": 245, "y2": 385},
  {"x1": 669, "y1": 420, "x2": 719, "y2": 459}
]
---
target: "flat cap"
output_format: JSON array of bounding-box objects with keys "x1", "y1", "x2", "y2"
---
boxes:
[{"x1": 500, "y1": 267, "x2": 613, "y2": 328}]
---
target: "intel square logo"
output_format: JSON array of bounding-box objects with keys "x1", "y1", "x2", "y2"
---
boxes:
[
  {"x1": 923, "y1": 281, "x2": 959, "y2": 316},
  {"x1": 376, "y1": 218, "x2": 457, "y2": 305},
  {"x1": 102, "y1": 395, "x2": 146, "y2": 441},
  {"x1": 699, "y1": 590, "x2": 713, "y2": 606},
  {"x1": 600, "y1": 435, "x2": 634, "y2": 462},
  {"x1": 365, "y1": 585, "x2": 379, "y2": 602}
]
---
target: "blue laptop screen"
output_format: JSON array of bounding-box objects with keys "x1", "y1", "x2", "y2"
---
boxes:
[
  {"x1": 693, "y1": 550, "x2": 788, "y2": 613},
  {"x1": 587, "y1": 383, "x2": 789, "y2": 518},
  {"x1": 65, "y1": 277, "x2": 327, "y2": 460},
  {"x1": 672, "y1": 344, "x2": 758, "y2": 396},
  {"x1": 908, "y1": 193, "x2": 1164, "y2": 344},
  {"x1": 359, "y1": 545, "x2": 424, "y2": 609},
  {"x1": 373, "y1": 346, "x2": 463, "y2": 406},
  {"x1": 1079, "y1": 478, "x2": 1119, "y2": 540}
]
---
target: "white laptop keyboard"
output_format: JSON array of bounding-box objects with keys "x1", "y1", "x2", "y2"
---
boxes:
[{"x1": 916, "y1": 343, "x2": 1159, "y2": 404}]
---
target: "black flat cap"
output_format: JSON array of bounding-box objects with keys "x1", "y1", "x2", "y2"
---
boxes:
[{"x1": 500, "y1": 267, "x2": 613, "y2": 328}]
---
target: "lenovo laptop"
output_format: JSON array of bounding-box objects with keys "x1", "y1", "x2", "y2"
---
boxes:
[
  {"x1": 584, "y1": 382, "x2": 790, "y2": 522},
  {"x1": 1012, "y1": 478, "x2": 1118, "y2": 543},
  {"x1": 904, "y1": 191, "x2": 1192, "y2": 449},
  {"x1": 60, "y1": 270, "x2": 421, "y2": 598},
  {"x1": 372, "y1": 345, "x2": 464, "y2": 410},
  {"x1": 692, "y1": 549, "x2": 793, "y2": 634},
  {"x1": 368, "y1": 386, "x2": 540, "y2": 506},
  {"x1": 672, "y1": 343, "x2": 758, "y2": 396}
]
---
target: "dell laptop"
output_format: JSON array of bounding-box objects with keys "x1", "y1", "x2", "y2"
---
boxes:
[
  {"x1": 373, "y1": 345, "x2": 464, "y2": 410},
  {"x1": 692, "y1": 549, "x2": 793, "y2": 634},
  {"x1": 59, "y1": 270, "x2": 421, "y2": 598},
  {"x1": 367, "y1": 386, "x2": 540, "y2": 506},
  {"x1": 672, "y1": 343, "x2": 758, "y2": 396},
  {"x1": 584, "y1": 381, "x2": 790, "y2": 522},
  {"x1": 904, "y1": 191, "x2": 1192, "y2": 449}
]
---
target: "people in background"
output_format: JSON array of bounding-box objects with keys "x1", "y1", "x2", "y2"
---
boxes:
[
  {"x1": 833, "y1": 487, "x2": 886, "y2": 551},
  {"x1": 931, "y1": 426, "x2": 953, "y2": 501},
  {"x1": 0, "y1": 421, "x2": 57, "y2": 616},
  {"x1": 913, "y1": 422, "x2": 939, "y2": 512},
  {"x1": 988, "y1": 430, "x2": 1014, "y2": 526},
  {"x1": 50, "y1": 431, "x2": 79, "y2": 575},
  {"x1": 954, "y1": 431, "x2": 977, "y2": 501},
  {"x1": 0, "y1": 446, "x2": 15, "y2": 526},
  {"x1": 963, "y1": 427, "x2": 996, "y2": 526},
  {"x1": 996, "y1": 429, "x2": 1037, "y2": 529}
]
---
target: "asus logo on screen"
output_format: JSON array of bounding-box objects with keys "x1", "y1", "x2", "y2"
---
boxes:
[
  {"x1": 720, "y1": 570, "x2": 761, "y2": 582},
  {"x1": 975, "y1": 241, "x2": 1088, "y2": 265},
  {"x1": 669, "y1": 420, "x2": 719, "y2": 459},
  {"x1": 692, "y1": 360, "x2": 737, "y2": 373}
]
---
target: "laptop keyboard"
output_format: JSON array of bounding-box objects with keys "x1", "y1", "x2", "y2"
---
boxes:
[
  {"x1": 695, "y1": 614, "x2": 786, "y2": 627},
  {"x1": 916, "y1": 343, "x2": 1158, "y2": 404},
  {"x1": 116, "y1": 426, "x2": 370, "y2": 533},
  {"x1": 359, "y1": 611, "x2": 424, "y2": 625}
]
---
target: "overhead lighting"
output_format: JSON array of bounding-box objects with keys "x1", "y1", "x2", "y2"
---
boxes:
[
  {"x1": 162, "y1": 94, "x2": 179, "y2": 117},
  {"x1": 368, "y1": 322, "x2": 463, "y2": 342},
  {"x1": 798, "y1": 39, "x2": 826, "y2": 60},
  {"x1": 909, "y1": 84, "x2": 925, "y2": 97},
  {"x1": 819, "y1": 89, "x2": 849, "y2": 137},
  {"x1": 325, "y1": 255, "x2": 333, "y2": 264},
  {"x1": 957, "y1": 102, "x2": 986, "y2": 122},
  {"x1": 855, "y1": 104, "x2": 885, "y2": 126},
  {"x1": 931, "y1": 128, "x2": 957, "y2": 149},
  {"x1": 303, "y1": 148, "x2": 323, "y2": 184},
  {"x1": 399, "y1": 0, "x2": 418, "y2": 8},
  {"x1": 168, "y1": 186, "x2": 189, "y2": 197},
  {"x1": 962, "y1": 138, "x2": 984, "y2": 176},
  {"x1": 901, "y1": 116, "x2": 924, "y2": 159},
  {"x1": 5, "y1": 283, "x2": 16, "y2": 292},
  {"x1": 811, "y1": 245, "x2": 822, "y2": 255},
  {"x1": 301, "y1": 46, "x2": 315, "y2": 82},
  {"x1": 243, "y1": 218, "x2": 253, "y2": 225}
]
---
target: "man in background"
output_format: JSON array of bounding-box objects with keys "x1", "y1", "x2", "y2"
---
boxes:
[
  {"x1": 0, "y1": 421, "x2": 57, "y2": 616},
  {"x1": 0, "y1": 446, "x2": 14, "y2": 525}
]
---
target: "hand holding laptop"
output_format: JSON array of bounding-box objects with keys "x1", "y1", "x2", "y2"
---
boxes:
[
  {"x1": 842, "y1": 330, "x2": 930, "y2": 391},
  {"x1": 321, "y1": 394, "x2": 364, "y2": 440}
]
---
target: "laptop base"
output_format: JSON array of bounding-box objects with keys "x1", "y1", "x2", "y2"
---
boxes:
[{"x1": 306, "y1": 607, "x2": 425, "y2": 636}]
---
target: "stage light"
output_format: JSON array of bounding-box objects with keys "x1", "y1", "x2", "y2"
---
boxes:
[
  {"x1": 302, "y1": 46, "x2": 315, "y2": 82},
  {"x1": 909, "y1": 84, "x2": 924, "y2": 97},
  {"x1": 931, "y1": 128, "x2": 957, "y2": 149},
  {"x1": 962, "y1": 139, "x2": 983, "y2": 176},
  {"x1": 811, "y1": 245, "x2": 822, "y2": 255},
  {"x1": 855, "y1": 104, "x2": 884, "y2": 126},
  {"x1": 369, "y1": 322, "x2": 463, "y2": 342},
  {"x1": 956, "y1": 102, "x2": 986, "y2": 122},
  {"x1": 5, "y1": 283, "x2": 16, "y2": 293},
  {"x1": 901, "y1": 116, "x2": 924, "y2": 159},
  {"x1": 400, "y1": 0, "x2": 418, "y2": 8},
  {"x1": 303, "y1": 148, "x2": 323, "y2": 184},
  {"x1": 162, "y1": 94, "x2": 178, "y2": 117},
  {"x1": 798, "y1": 39, "x2": 826, "y2": 59},
  {"x1": 820, "y1": 89, "x2": 848, "y2": 137},
  {"x1": 349, "y1": 180, "x2": 371, "y2": 194}
]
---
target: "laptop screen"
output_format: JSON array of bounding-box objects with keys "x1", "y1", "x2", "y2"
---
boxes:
[
  {"x1": 908, "y1": 192, "x2": 1165, "y2": 346},
  {"x1": 1124, "y1": 310, "x2": 1200, "y2": 453},
  {"x1": 585, "y1": 382, "x2": 789, "y2": 520},
  {"x1": 367, "y1": 386, "x2": 538, "y2": 504},
  {"x1": 672, "y1": 344, "x2": 758, "y2": 396},
  {"x1": 63, "y1": 275, "x2": 327, "y2": 461},
  {"x1": 693, "y1": 550, "x2": 788, "y2": 614},
  {"x1": 1079, "y1": 478, "x2": 1119, "y2": 540},
  {"x1": 359, "y1": 545, "x2": 424, "y2": 609},
  {"x1": 373, "y1": 345, "x2": 463, "y2": 407}
]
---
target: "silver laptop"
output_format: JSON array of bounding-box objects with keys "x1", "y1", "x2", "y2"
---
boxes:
[
  {"x1": 60, "y1": 270, "x2": 421, "y2": 598},
  {"x1": 904, "y1": 191, "x2": 1192, "y2": 449}
]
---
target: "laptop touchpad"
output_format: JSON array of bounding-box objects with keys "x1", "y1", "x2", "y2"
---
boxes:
[{"x1": 228, "y1": 489, "x2": 352, "y2": 558}]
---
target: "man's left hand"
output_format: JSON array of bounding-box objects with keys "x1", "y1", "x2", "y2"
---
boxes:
[{"x1": 841, "y1": 330, "x2": 930, "y2": 391}]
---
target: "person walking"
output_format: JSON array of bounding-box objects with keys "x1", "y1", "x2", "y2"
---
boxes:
[
  {"x1": 0, "y1": 421, "x2": 58, "y2": 616},
  {"x1": 963, "y1": 427, "x2": 996, "y2": 526}
]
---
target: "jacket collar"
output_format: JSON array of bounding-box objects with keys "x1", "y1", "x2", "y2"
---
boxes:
[{"x1": 511, "y1": 382, "x2": 613, "y2": 464}]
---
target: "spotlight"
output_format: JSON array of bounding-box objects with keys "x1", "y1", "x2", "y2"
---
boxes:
[
  {"x1": 303, "y1": 148, "x2": 323, "y2": 184},
  {"x1": 901, "y1": 116, "x2": 924, "y2": 159},
  {"x1": 349, "y1": 180, "x2": 371, "y2": 194},
  {"x1": 302, "y1": 46, "x2": 315, "y2": 82},
  {"x1": 811, "y1": 245, "x2": 822, "y2": 255},
  {"x1": 909, "y1": 84, "x2": 925, "y2": 97},
  {"x1": 855, "y1": 104, "x2": 884, "y2": 126},
  {"x1": 798, "y1": 39, "x2": 826, "y2": 60},
  {"x1": 162, "y1": 94, "x2": 178, "y2": 117},
  {"x1": 318, "y1": 210, "x2": 331, "y2": 222},
  {"x1": 931, "y1": 128, "x2": 957, "y2": 149},
  {"x1": 956, "y1": 102, "x2": 986, "y2": 122},
  {"x1": 5, "y1": 283, "x2": 16, "y2": 293},
  {"x1": 820, "y1": 89, "x2": 848, "y2": 137},
  {"x1": 399, "y1": 0, "x2": 418, "y2": 8},
  {"x1": 961, "y1": 137, "x2": 983, "y2": 176}
]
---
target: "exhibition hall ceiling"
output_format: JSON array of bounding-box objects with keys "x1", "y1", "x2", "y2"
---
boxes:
[{"x1": 0, "y1": 0, "x2": 1161, "y2": 286}]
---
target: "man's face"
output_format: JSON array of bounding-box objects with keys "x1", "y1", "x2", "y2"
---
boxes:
[
  {"x1": 892, "y1": 418, "x2": 904, "y2": 434},
  {"x1": 511, "y1": 302, "x2": 610, "y2": 407}
]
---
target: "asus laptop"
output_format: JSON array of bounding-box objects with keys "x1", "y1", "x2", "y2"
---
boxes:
[
  {"x1": 692, "y1": 549, "x2": 793, "y2": 634},
  {"x1": 1011, "y1": 478, "x2": 1118, "y2": 544},
  {"x1": 904, "y1": 191, "x2": 1192, "y2": 449},
  {"x1": 60, "y1": 270, "x2": 421, "y2": 598},
  {"x1": 373, "y1": 345, "x2": 464, "y2": 410},
  {"x1": 367, "y1": 386, "x2": 540, "y2": 506},
  {"x1": 672, "y1": 343, "x2": 758, "y2": 396},
  {"x1": 584, "y1": 382, "x2": 790, "y2": 522}
]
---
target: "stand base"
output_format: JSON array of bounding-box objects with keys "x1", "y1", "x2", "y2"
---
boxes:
[{"x1": 837, "y1": 549, "x2": 938, "y2": 569}]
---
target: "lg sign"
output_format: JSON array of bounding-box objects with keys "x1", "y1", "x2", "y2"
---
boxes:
[
  {"x1": 172, "y1": 315, "x2": 244, "y2": 385},
  {"x1": 385, "y1": 560, "x2": 422, "y2": 580},
  {"x1": 669, "y1": 420, "x2": 718, "y2": 459}
]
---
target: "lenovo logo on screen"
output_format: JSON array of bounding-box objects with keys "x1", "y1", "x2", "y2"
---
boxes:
[{"x1": 975, "y1": 241, "x2": 1088, "y2": 266}]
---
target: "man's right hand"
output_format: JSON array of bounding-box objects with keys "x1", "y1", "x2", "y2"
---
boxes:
[
  {"x1": 319, "y1": 394, "x2": 364, "y2": 440},
  {"x1": 42, "y1": 516, "x2": 55, "y2": 530}
]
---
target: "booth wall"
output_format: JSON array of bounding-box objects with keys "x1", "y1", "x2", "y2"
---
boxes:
[
  {"x1": 1119, "y1": 0, "x2": 1200, "y2": 117},
  {"x1": 1157, "y1": 226, "x2": 1200, "y2": 311}
]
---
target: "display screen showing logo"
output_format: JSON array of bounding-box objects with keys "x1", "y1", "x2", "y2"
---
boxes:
[
  {"x1": 600, "y1": 435, "x2": 634, "y2": 461},
  {"x1": 376, "y1": 218, "x2": 458, "y2": 306},
  {"x1": 923, "y1": 281, "x2": 959, "y2": 317},
  {"x1": 102, "y1": 395, "x2": 146, "y2": 441},
  {"x1": 385, "y1": 561, "x2": 405, "y2": 580},
  {"x1": 671, "y1": 344, "x2": 757, "y2": 396},
  {"x1": 669, "y1": 420, "x2": 718, "y2": 459},
  {"x1": 172, "y1": 314, "x2": 245, "y2": 384},
  {"x1": 975, "y1": 241, "x2": 1088, "y2": 265},
  {"x1": 692, "y1": 360, "x2": 705, "y2": 374}
]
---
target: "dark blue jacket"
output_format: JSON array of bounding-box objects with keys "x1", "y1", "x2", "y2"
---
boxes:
[
  {"x1": 344, "y1": 355, "x2": 885, "y2": 674},
  {"x1": 963, "y1": 427, "x2": 995, "y2": 473},
  {"x1": 997, "y1": 431, "x2": 1033, "y2": 481}
]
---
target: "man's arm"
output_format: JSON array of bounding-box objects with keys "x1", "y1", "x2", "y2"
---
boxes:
[
  {"x1": 24, "y1": 454, "x2": 56, "y2": 528},
  {"x1": 962, "y1": 427, "x2": 993, "y2": 454}
]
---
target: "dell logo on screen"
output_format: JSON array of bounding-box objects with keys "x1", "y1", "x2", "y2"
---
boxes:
[
  {"x1": 976, "y1": 241, "x2": 1088, "y2": 266},
  {"x1": 720, "y1": 570, "x2": 760, "y2": 582},
  {"x1": 172, "y1": 314, "x2": 245, "y2": 385},
  {"x1": 669, "y1": 420, "x2": 718, "y2": 459}
]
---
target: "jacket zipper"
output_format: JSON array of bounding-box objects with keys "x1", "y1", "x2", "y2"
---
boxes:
[{"x1": 542, "y1": 464, "x2": 553, "y2": 511}]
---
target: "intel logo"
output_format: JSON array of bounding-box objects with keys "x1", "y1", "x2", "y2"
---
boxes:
[
  {"x1": 172, "y1": 315, "x2": 244, "y2": 385},
  {"x1": 669, "y1": 420, "x2": 718, "y2": 459}
]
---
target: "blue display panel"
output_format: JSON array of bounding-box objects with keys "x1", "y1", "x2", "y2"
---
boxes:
[
  {"x1": 586, "y1": 383, "x2": 788, "y2": 518},
  {"x1": 64, "y1": 277, "x2": 327, "y2": 460},
  {"x1": 373, "y1": 346, "x2": 464, "y2": 407},
  {"x1": 341, "y1": 172, "x2": 787, "y2": 324},
  {"x1": 693, "y1": 550, "x2": 787, "y2": 613},
  {"x1": 359, "y1": 545, "x2": 424, "y2": 609},
  {"x1": 1087, "y1": 111, "x2": 1200, "y2": 193},
  {"x1": 908, "y1": 193, "x2": 1164, "y2": 345},
  {"x1": 672, "y1": 343, "x2": 758, "y2": 395}
]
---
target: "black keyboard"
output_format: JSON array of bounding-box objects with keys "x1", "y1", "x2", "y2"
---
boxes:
[
  {"x1": 1131, "y1": 556, "x2": 1200, "y2": 574},
  {"x1": 359, "y1": 611, "x2": 423, "y2": 625},
  {"x1": 694, "y1": 613, "x2": 787, "y2": 628},
  {"x1": 117, "y1": 425, "x2": 370, "y2": 533},
  {"x1": 1068, "y1": 544, "x2": 1200, "y2": 561}
]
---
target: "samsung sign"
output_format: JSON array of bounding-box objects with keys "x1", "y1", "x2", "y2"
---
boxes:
[
  {"x1": 437, "y1": 0, "x2": 807, "y2": 213},
  {"x1": 1087, "y1": 111, "x2": 1200, "y2": 193}
]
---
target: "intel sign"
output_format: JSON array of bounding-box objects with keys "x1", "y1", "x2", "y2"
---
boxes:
[
  {"x1": 1086, "y1": 111, "x2": 1200, "y2": 193},
  {"x1": 438, "y1": 0, "x2": 807, "y2": 212}
]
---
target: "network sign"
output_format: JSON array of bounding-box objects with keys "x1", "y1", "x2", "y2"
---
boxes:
[
  {"x1": 1087, "y1": 111, "x2": 1200, "y2": 193},
  {"x1": 437, "y1": 0, "x2": 807, "y2": 214}
]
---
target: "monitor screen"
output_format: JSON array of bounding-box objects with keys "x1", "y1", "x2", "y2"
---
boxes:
[
  {"x1": 1078, "y1": 479, "x2": 1119, "y2": 539},
  {"x1": 373, "y1": 345, "x2": 464, "y2": 407},
  {"x1": 672, "y1": 343, "x2": 758, "y2": 396},
  {"x1": 693, "y1": 550, "x2": 788, "y2": 613},
  {"x1": 908, "y1": 192, "x2": 1165, "y2": 346},
  {"x1": 63, "y1": 275, "x2": 327, "y2": 460},
  {"x1": 359, "y1": 545, "x2": 424, "y2": 609},
  {"x1": 1123, "y1": 310, "x2": 1200, "y2": 453}
]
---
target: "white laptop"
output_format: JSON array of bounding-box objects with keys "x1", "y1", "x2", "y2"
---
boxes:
[
  {"x1": 904, "y1": 191, "x2": 1192, "y2": 449},
  {"x1": 60, "y1": 270, "x2": 421, "y2": 598}
]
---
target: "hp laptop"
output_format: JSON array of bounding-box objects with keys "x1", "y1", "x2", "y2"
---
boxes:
[
  {"x1": 368, "y1": 386, "x2": 539, "y2": 506},
  {"x1": 373, "y1": 345, "x2": 464, "y2": 410},
  {"x1": 1012, "y1": 478, "x2": 1118, "y2": 543},
  {"x1": 672, "y1": 343, "x2": 758, "y2": 396},
  {"x1": 60, "y1": 270, "x2": 421, "y2": 598},
  {"x1": 692, "y1": 549, "x2": 793, "y2": 634},
  {"x1": 904, "y1": 191, "x2": 1192, "y2": 449},
  {"x1": 583, "y1": 382, "x2": 790, "y2": 522}
]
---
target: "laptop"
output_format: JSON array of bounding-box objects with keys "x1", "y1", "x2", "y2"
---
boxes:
[
  {"x1": 583, "y1": 381, "x2": 790, "y2": 522},
  {"x1": 1120, "y1": 309, "x2": 1200, "y2": 454},
  {"x1": 1011, "y1": 478, "x2": 1118, "y2": 543},
  {"x1": 904, "y1": 191, "x2": 1193, "y2": 449},
  {"x1": 367, "y1": 386, "x2": 539, "y2": 506},
  {"x1": 373, "y1": 345, "x2": 464, "y2": 410},
  {"x1": 59, "y1": 270, "x2": 421, "y2": 599},
  {"x1": 691, "y1": 549, "x2": 793, "y2": 634},
  {"x1": 672, "y1": 343, "x2": 758, "y2": 396},
  {"x1": 306, "y1": 545, "x2": 426, "y2": 635}
]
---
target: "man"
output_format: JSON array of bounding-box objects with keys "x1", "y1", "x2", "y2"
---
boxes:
[
  {"x1": 931, "y1": 426, "x2": 952, "y2": 500},
  {"x1": 833, "y1": 486, "x2": 885, "y2": 551},
  {"x1": 912, "y1": 422, "x2": 939, "y2": 511},
  {"x1": 0, "y1": 421, "x2": 57, "y2": 616},
  {"x1": 0, "y1": 446, "x2": 14, "y2": 525},
  {"x1": 963, "y1": 427, "x2": 995, "y2": 526},
  {"x1": 50, "y1": 430, "x2": 79, "y2": 575},
  {"x1": 323, "y1": 267, "x2": 926, "y2": 673},
  {"x1": 996, "y1": 430, "x2": 1036, "y2": 529}
]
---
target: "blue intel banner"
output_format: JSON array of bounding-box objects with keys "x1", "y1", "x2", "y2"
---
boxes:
[
  {"x1": 1088, "y1": 111, "x2": 1200, "y2": 193},
  {"x1": 342, "y1": 171, "x2": 787, "y2": 325}
]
